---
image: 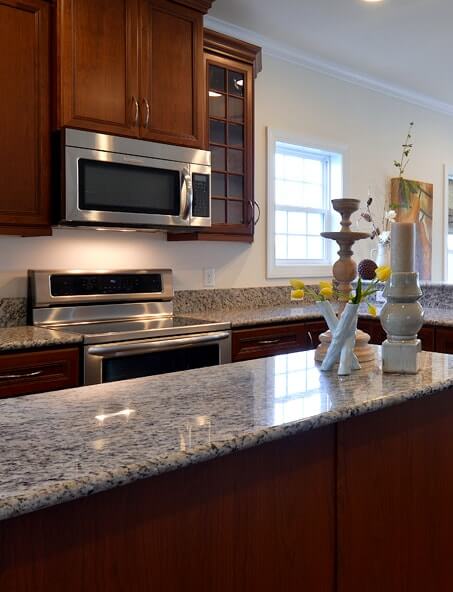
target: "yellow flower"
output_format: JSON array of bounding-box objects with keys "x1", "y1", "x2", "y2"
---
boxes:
[
  {"x1": 319, "y1": 286, "x2": 334, "y2": 299},
  {"x1": 319, "y1": 280, "x2": 333, "y2": 290},
  {"x1": 375, "y1": 265, "x2": 392, "y2": 282},
  {"x1": 290, "y1": 279, "x2": 305, "y2": 290},
  {"x1": 291, "y1": 289, "x2": 305, "y2": 300},
  {"x1": 367, "y1": 303, "x2": 377, "y2": 317}
]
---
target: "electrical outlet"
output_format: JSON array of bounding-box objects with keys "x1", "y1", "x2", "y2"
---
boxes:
[{"x1": 203, "y1": 268, "x2": 216, "y2": 288}]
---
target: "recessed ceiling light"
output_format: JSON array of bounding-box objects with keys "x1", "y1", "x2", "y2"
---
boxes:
[{"x1": 362, "y1": 0, "x2": 384, "y2": 2}]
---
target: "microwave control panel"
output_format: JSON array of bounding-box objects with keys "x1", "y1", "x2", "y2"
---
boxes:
[{"x1": 191, "y1": 173, "x2": 210, "y2": 218}]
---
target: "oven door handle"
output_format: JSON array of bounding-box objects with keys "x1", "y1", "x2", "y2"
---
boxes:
[{"x1": 86, "y1": 331, "x2": 231, "y2": 358}]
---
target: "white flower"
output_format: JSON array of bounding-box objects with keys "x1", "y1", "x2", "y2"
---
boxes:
[
  {"x1": 384, "y1": 210, "x2": 397, "y2": 222},
  {"x1": 378, "y1": 230, "x2": 391, "y2": 244}
]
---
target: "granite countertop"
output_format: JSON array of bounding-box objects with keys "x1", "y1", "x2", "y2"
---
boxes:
[
  {"x1": 185, "y1": 303, "x2": 453, "y2": 328},
  {"x1": 0, "y1": 326, "x2": 83, "y2": 352},
  {"x1": 3, "y1": 346, "x2": 453, "y2": 522}
]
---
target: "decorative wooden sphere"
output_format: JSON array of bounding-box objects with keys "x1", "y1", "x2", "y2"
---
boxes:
[{"x1": 358, "y1": 259, "x2": 378, "y2": 281}]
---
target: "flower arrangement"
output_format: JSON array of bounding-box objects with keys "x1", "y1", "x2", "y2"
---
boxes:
[
  {"x1": 290, "y1": 265, "x2": 391, "y2": 316},
  {"x1": 361, "y1": 195, "x2": 397, "y2": 245}
]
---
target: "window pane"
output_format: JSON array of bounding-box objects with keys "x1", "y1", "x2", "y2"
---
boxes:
[
  {"x1": 288, "y1": 235, "x2": 306, "y2": 259},
  {"x1": 228, "y1": 148, "x2": 243, "y2": 174},
  {"x1": 303, "y1": 158, "x2": 323, "y2": 184},
  {"x1": 209, "y1": 65, "x2": 226, "y2": 92},
  {"x1": 228, "y1": 175, "x2": 243, "y2": 198},
  {"x1": 275, "y1": 235, "x2": 287, "y2": 259},
  {"x1": 228, "y1": 71, "x2": 245, "y2": 96},
  {"x1": 275, "y1": 210, "x2": 287, "y2": 234},
  {"x1": 209, "y1": 94, "x2": 226, "y2": 118},
  {"x1": 287, "y1": 212, "x2": 306, "y2": 235},
  {"x1": 304, "y1": 183, "x2": 323, "y2": 207},
  {"x1": 276, "y1": 154, "x2": 304, "y2": 181},
  {"x1": 228, "y1": 96, "x2": 244, "y2": 123},
  {"x1": 210, "y1": 120, "x2": 226, "y2": 144},
  {"x1": 210, "y1": 146, "x2": 226, "y2": 171},
  {"x1": 448, "y1": 234, "x2": 453, "y2": 249},
  {"x1": 212, "y1": 173, "x2": 226, "y2": 197},
  {"x1": 306, "y1": 237, "x2": 324, "y2": 259},
  {"x1": 275, "y1": 180, "x2": 303, "y2": 207},
  {"x1": 449, "y1": 252, "x2": 453, "y2": 282},
  {"x1": 307, "y1": 212, "x2": 324, "y2": 235}
]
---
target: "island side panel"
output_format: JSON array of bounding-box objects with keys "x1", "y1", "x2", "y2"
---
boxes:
[
  {"x1": 0, "y1": 426, "x2": 336, "y2": 592},
  {"x1": 337, "y1": 388, "x2": 453, "y2": 592}
]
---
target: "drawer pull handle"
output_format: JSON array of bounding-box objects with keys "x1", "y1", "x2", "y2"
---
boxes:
[
  {"x1": 256, "y1": 339, "x2": 280, "y2": 346},
  {"x1": 0, "y1": 370, "x2": 43, "y2": 380}
]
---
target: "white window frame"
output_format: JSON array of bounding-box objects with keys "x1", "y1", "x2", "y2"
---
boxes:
[{"x1": 267, "y1": 128, "x2": 347, "y2": 279}]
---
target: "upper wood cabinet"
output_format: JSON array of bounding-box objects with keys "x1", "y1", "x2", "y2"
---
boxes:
[
  {"x1": 168, "y1": 29, "x2": 262, "y2": 243},
  {"x1": 57, "y1": 0, "x2": 209, "y2": 147},
  {"x1": 0, "y1": 0, "x2": 51, "y2": 236}
]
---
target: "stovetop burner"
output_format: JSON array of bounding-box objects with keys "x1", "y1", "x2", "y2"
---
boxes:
[{"x1": 50, "y1": 315, "x2": 229, "y2": 344}]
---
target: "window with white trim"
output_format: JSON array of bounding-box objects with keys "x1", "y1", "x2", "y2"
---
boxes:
[{"x1": 267, "y1": 130, "x2": 344, "y2": 278}]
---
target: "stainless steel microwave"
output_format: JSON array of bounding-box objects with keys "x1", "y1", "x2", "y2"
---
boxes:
[{"x1": 60, "y1": 129, "x2": 211, "y2": 230}]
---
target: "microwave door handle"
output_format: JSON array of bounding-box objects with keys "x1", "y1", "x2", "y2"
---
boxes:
[
  {"x1": 87, "y1": 331, "x2": 230, "y2": 359},
  {"x1": 181, "y1": 168, "x2": 193, "y2": 220}
]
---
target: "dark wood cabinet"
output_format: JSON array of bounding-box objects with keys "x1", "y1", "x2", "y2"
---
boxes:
[
  {"x1": 433, "y1": 326, "x2": 453, "y2": 354},
  {"x1": 168, "y1": 29, "x2": 262, "y2": 243},
  {"x1": 0, "y1": 348, "x2": 80, "y2": 398},
  {"x1": 232, "y1": 320, "x2": 327, "y2": 362},
  {"x1": 58, "y1": 0, "x2": 140, "y2": 137},
  {"x1": 0, "y1": 0, "x2": 51, "y2": 236},
  {"x1": 358, "y1": 318, "x2": 435, "y2": 351},
  {"x1": 139, "y1": 0, "x2": 204, "y2": 146},
  {"x1": 58, "y1": 0, "x2": 207, "y2": 147}
]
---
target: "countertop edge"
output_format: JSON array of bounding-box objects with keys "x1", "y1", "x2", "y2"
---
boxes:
[{"x1": 3, "y1": 374, "x2": 453, "y2": 522}]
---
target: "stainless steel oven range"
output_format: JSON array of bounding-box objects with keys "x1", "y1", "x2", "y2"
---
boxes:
[{"x1": 29, "y1": 269, "x2": 231, "y2": 385}]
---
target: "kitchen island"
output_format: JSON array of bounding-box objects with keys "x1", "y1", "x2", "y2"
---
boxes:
[{"x1": 2, "y1": 347, "x2": 453, "y2": 591}]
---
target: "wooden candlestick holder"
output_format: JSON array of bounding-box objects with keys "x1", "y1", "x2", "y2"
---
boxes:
[{"x1": 315, "y1": 198, "x2": 375, "y2": 364}]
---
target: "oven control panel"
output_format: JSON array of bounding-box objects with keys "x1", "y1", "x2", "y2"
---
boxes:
[
  {"x1": 191, "y1": 173, "x2": 210, "y2": 218},
  {"x1": 50, "y1": 273, "x2": 163, "y2": 297}
]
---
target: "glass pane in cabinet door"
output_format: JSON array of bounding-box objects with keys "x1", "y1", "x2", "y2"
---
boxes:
[
  {"x1": 228, "y1": 124, "x2": 244, "y2": 147},
  {"x1": 209, "y1": 120, "x2": 226, "y2": 144},
  {"x1": 228, "y1": 149, "x2": 243, "y2": 174},
  {"x1": 228, "y1": 175, "x2": 243, "y2": 199},
  {"x1": 228, "y1": 70, "x2": 245, "y2": 97},
  {"x1": 212, "y1": 198, "x2": 226, "y2": 224},
  {"x1": 209, "y1": 93, "x2": 226, "y2": 118},
  {"x1": 228, "y1": 97, "x2": 244, "y2": 123},
  {"x1": 211, "y1": 146, "x2": 226, "y2": 171},
  {"x1": 209, "y1": 65, "x2": 226, "y2": 92},
  {"x1": 227, "y1": 201, "x2": 244, "y2": 225},
  {"x1": 212, "y1": 173, "x2": 226, "y2": 197}
]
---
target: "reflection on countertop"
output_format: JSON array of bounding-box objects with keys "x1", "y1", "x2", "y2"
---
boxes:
[{"x1": 2, "y1": 346, "x2": 453, "y2": 521}]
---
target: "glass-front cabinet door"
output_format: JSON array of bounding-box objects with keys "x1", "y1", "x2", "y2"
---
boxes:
[{"x1": 168, "y1": 30, "x2": 261, "y2": 243}]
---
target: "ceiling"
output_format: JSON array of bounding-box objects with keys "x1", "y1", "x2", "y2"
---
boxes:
[{"x1": 208, "y1": 0, "x2": 453, "y2": 110}]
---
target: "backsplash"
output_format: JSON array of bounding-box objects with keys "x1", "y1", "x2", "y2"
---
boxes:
[
  {"x1": 0, "y1": 298, "x2": 27, "y2": 328},
  {"x1": 2, "y1": 284, "x2": 453, "y2": 327}
]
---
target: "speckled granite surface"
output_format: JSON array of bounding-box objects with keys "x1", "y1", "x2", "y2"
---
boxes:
[
  {"x1": 0, "y1": 326, "x2": 83, "y2": 352},
  {"x1": 0, "y1": 298, "x2": 26, "y2": 327},
  {"x1": 2, "y1": 346, "x2": 453, "y2": 521},
  {"x1": 184, "y1": 303, "x2": 453, "y2": 328}
]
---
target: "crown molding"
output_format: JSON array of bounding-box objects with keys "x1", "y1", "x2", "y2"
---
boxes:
[
  {"x1": 204, "y1": 15, "x2": 453, "y2": 118},
  {"x1": 172, "y1": 0, "x2": 213, "y2": 13},
  {"x1": 204, "y1": 28, "x2": 262, "y2": 77}
]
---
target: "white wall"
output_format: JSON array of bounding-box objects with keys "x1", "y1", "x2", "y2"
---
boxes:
[{"x1": 1, "y1": 52, "x2": 453, "y2": 297}]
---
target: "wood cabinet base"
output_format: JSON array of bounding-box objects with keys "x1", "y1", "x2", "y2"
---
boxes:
[{"x1": 2, "y1": 390, "x2": 453, "y2": 590}]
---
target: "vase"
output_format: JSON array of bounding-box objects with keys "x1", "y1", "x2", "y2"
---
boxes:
[
  {"x1": 371, "y1": 241, "x2": 391, "y2": 267},
  {"x1": 320, "y1": 302, "x2": 360, "y2": 376}
]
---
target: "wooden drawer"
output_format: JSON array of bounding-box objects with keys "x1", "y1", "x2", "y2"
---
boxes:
[
  {"x1": 232, "y1": 322, "x2": 326, "y2": 362},
  {"x1": 0, "y1": 348, "x2": 80, "y2": 399},
  {"x1": 434, "y1": 327, "x2": 453, "y2": 354}
]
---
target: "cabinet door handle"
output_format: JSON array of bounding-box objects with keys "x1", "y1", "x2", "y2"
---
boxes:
[
  {"x1": 0, "y1": 370, "x2": 42, "y2": 380},
  {"x1": 247, "y1": 200, "x2": 261, "y2": 226},
  {"x1": 142, "y1": 98, "x2": 150, "y2": 128},
  {"x1": 132, "y1": 96, "x2": 139, "y2": 127},
  {"x1": 307, "y1": 331, "x2": 314, "y2": 347},
  {"x1": 256, "y1": 339, "x2": 280, "y2": 346}
]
